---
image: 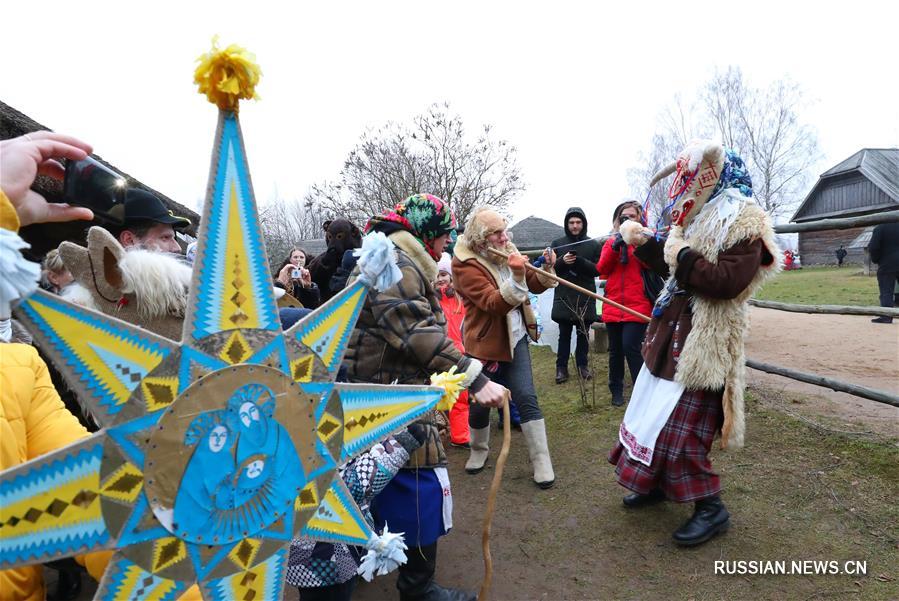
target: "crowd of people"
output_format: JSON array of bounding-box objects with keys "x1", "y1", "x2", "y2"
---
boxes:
[{"x1": 4, "y1": 129, "x2": 894, "y2": 601}]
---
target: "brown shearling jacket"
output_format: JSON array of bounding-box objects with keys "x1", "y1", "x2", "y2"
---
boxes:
[{"x1": 452, "y1": 236, "x2": 557, "y2": 363}]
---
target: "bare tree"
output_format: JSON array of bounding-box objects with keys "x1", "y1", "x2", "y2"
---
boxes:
[
  {"x1": 306, "y1": 103, "x2": 525, "y2": 226},
  {"x1": 630, "y1": 67, "x2": 821, "y2": 221},
  {"x1": 259, "y1": 196, "x2": 330, "y2": 271},
  {"x1": 703, "y1": 68, "x2": 821, "y2": 219}
]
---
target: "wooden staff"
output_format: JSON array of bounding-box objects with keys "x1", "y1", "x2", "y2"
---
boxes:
[
  {"x1": 485, "y1": 247, "x2": 652, "y2": 323},
  {"x1": 478, "y1": 391, "x2": 512, "y2": 601}
]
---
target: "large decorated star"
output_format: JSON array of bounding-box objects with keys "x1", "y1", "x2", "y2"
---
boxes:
[{"x1": 0, "y1": 108, "x2": 443, "y2": 599}]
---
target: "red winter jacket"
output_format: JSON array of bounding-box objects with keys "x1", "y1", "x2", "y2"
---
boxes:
[{"x1": 596, "y1": 237, "x2": 652, "y2": 323}]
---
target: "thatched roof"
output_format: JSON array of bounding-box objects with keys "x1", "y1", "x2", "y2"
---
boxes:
[{"x1": 1, "y1": 100, "x2": 199, "y2": 259}]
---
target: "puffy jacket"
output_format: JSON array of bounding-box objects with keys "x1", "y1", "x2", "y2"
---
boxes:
[
  {"x1": 596, "y1": 237, "x2": 652, "y2": 323},
  {"x1": 0, "y1": 344, "x2": 111, "y2": 601}
]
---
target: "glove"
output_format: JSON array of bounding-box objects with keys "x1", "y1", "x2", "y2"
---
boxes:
[
  {"x1": 663, "y1": 225, "x2": 690, "y2": 269},
  {"x1": 406, "y1": 422, "x2": 428, "y2": 446},
  {"x1": 619, "y1": 220, "x2": 650, "y2": 247}
]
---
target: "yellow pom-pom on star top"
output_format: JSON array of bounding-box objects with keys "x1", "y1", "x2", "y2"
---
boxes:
[
  {"x1": 194, "y1": 36, "x2": 261, "y2": 112},
  {"x1": 430, "y1": 366, "x2": 466, "y2": 412}
]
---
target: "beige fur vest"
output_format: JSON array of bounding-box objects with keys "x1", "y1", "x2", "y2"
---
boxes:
[{"x1": 670, "y1": 202, "x2": 781, "y2": 449}]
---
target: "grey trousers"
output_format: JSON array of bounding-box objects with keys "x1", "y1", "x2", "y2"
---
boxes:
[{"x1": 469, "y1": 336, "x2": 543, "y2": 428}]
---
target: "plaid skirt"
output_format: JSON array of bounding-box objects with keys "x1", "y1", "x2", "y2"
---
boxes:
[{"x1": 608, "y1": 387, "x2": 724, "y2": 502}]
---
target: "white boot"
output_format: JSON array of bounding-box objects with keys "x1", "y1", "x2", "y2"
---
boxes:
[
  {"x1": 465, "y1": 426, "x2": 490, "y2": 474},
  {"x1": 520, "y1": 419, "x2": 555, "y2": 489}
]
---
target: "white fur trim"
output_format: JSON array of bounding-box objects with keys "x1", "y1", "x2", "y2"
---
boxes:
[
  {"x1": 388, "y1": 230, "x2": 438, "y2": 283},
  {"x1": 535, "y1": 266, "x2": 559, "y2": 289},
  {"x1": 663, "y1": 226, "x2": 689, "y2": 269},
  {"x1": 460, "y1": 358, "x2": 483, "y2": 389},
  {"x1": 619, "y1": 220, "x2": 649, "y2": 247},
  {"x1": 117, "y1": 250, "x2": 191, "y2": 319},
  {"x1": 60, "y1": 283, "x2": 100, "y2": 311}
]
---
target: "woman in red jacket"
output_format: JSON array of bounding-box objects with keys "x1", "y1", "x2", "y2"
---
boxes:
[{"x1": 597, "y1": 201, "x2": 652, "y2": 407}]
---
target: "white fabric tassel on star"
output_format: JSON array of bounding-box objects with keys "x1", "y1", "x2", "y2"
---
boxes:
[
  {"x1": 355, "y1": 231, "x2": 402, "y2": 292},
  {"x1": 0, "y1": 229, "x2": 40, "y2": 320},
  {"x1": 357, "y1": 524, "x2": 408, "y2": 582}
]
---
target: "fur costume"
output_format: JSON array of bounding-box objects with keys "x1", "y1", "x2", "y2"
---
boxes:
[
  {"x1": 307, "y1": 219, "x2": 362, "y2": 301},
  {"x1": 58, "y1": 227, "x2": 191, "y2": 341}
]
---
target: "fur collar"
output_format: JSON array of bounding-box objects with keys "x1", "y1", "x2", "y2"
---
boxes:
[
  {"x1": 453, "y1": 234, "x2": 520, "y2": 284},
  {"x1": 389, "y1": 230, "x2": 438, "y2": 282}
]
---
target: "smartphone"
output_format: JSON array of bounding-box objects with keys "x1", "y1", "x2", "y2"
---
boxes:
[{"x1": 63, "y1": 156, "x2": 128, "y2": 223}]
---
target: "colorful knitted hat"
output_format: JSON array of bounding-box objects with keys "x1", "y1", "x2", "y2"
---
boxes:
[{"x1": 365, "y1": 193, "x2": 457, "y2": 260}]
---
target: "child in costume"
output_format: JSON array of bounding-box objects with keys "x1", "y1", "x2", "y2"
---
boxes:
[
  {"x1": 344, "y1": 194, "x2": 507, "y2": 601},
  {"x1": 608, "y1": 141, "x2": 780, "y2": 546},
  {"x1": 435, "y1": 253, "x2": 470, "y2": 447}
]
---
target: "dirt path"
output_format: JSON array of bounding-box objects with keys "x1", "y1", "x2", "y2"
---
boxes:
[{"x1": 745, "y1": 307, "x2": 898, "y2": 438}]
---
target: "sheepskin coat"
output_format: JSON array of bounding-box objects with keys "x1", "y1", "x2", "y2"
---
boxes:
[
  {"x1": 637, "y1": 203, "x2": 780, "y2": 449},
  {"x1": 452, "y1": 235, "x2": 557, "y2": 363}
]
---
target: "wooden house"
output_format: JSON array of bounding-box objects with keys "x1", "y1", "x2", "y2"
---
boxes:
[
  {"x1": 790, "y1": 149, "x2": 899, "y2": 266},
  {"x1": 1, "y1": 100, "x2": 199, "y2": 259}
]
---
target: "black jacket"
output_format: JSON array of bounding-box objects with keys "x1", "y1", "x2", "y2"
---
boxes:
[
  {"x1": 869, "y1": 222, "x2": 899, "y2": 273},
  {"x1": 551, "y1": 207, "x2": 601, "y2": 324}
]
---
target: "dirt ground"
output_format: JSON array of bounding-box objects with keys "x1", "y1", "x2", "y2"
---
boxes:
[
  {"x1": 67, "y1": 312, "x2": 897, "y2": 601},
  {"x1": 744, "y1": 307, "x2": 898, "y2": 438}
]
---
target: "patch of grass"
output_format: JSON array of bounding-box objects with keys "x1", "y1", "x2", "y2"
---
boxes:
[
  {"x1": 755, "y1": 266, "x2": 879, "y2": 306},
  {"x1": 529, "y1": 346, "x2": 898, "y2": 600}
]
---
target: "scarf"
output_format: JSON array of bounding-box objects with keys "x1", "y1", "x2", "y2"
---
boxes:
[{"x1": 365, "y1": 194, "x2": 457, "y2": 261}]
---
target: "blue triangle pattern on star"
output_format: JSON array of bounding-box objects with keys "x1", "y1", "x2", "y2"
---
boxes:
[
  {"x1": 286, "y1": 281, "x2": 367, "y2": 374},
  {"x1": 88, "y1": 344, "x2": 150, "y2": 392},
  {"x1": 187, "y1": 113, "x2": 278, "y2": 342}
]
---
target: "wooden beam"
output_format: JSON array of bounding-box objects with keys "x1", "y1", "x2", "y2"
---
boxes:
[
  {"x1": 749, "y1": 299, "x2": 899, "y2": 317},
  {"x1": 746, "y1": 359, "x2": 899, "y2": 408},
  {"x1": 778, "y1": 210, "x2": 899, "y2": 233},
  {"x1": 484, "y1": 247, "x2": 651, "y2": 322}
]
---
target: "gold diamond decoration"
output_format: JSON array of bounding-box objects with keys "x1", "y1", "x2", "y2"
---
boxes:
[
  {"x1": 220, "y1": 330, "x2": 251, "y2": 365},
  {"x1": 290, "y1": 355, "x2": 315, "y2": 382},
  {"x1": 141, "y1": 376, "x2": 179, "y2": 412},
  {"x1": 152, "y1": 537, "x2": 186, "y2": 573},
  {"x1": 100, "y1": 462, "x2": 144, "y2": 503},
  {"x1": 295, "y1": 482, "x2": 319, "y2": 511},
  {"x1": 228, "y1": 538, "x2": 260, "y2": 571},
  {"x1": 317, "y1": 413, "x2": 341, "y2": 442}
]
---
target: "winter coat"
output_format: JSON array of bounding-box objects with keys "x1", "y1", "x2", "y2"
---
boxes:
[
  {"x1": 551, "y1": 207, "x2": 601, "y2": 324},
  {"x1": 275, "y1": 279, "x2": 321, "y2": 309},
  {"x1": 0, "y1": 344, "x2": 111, "y2": 601},
  {"x1": 869, "y1": 222, "x2": 899, "y2": 273},
  {"x1": 596, "y1": 237, "x2": 652, "y2": 323},
  {"x1": 344, "y1": 229, "x2": 486, "y2": 468},
  {"x1": 452, "y1": 236, "x2": 557, "y2": 362}
]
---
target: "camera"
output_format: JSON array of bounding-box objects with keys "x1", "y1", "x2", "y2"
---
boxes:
[
  {"x1": 618, "y1": 214, "x2": 631, "y2": 225},
  {"x1": 291, "y1": 267, "x2": 302, "y2": 279},
  {"x1": 63, "y1": 157, "x2": 127, "y2": 223}
]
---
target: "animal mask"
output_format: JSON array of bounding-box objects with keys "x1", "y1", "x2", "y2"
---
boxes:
[
  {"x1": 58, "y1": 226, "x2": 190, "y2": 341},
  {"x1": 650, "y1": 140, "x2": 726, "y2": 230}
]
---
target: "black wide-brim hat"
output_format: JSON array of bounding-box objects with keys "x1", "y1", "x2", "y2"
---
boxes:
[{"x1": 122, "y1": 188, "x2": 192, "y2": 229}]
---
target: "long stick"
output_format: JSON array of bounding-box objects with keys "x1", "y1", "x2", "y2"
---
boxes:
[
  {"x1": 478, "y1": 393, "x2": 512, "y2": 601},
  {"x1": 485, "y1": 247, "x2": 651, "y2": 323}
]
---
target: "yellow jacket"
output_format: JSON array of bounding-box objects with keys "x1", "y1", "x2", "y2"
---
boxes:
[{"x1": 0, "y1": 344, "x2": 112, "y2": 600}]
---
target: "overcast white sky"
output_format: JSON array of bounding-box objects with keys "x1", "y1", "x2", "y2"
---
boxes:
[{"x1": 4, "y1": 1, "x2": 898, "y2": 231}]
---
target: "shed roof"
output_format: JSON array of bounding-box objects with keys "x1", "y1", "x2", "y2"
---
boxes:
[
  {"x1": 1, "y1": 100, "x2": 200, "y2": 258},
  {"x1": 791, "y1": 148, "x2": 899, "y2": 223}
]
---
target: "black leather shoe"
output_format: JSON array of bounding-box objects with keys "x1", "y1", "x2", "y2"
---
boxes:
[
  {"x1": 871, "y1": 316, "x2": 893, "y2": 324},
  {"x1": 611, "y1": 391, "x2": 625, "y2": 407},
  {"x1": 672, "y1": 496, "x2": 730, "y2": 546},
  {"x1": 555, "y1": 367, "x2": 569, "y2": 384},
  {"x1": 623, "y1": 488, "x2": 665, "y2": 508},
  {"x1": 578, "y1": 366, "x2": 592, "y2": 380}
]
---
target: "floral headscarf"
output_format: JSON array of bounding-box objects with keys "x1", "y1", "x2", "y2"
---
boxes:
[{"x1": 365, "y1": 193, "x2": 458, "y2": 260}]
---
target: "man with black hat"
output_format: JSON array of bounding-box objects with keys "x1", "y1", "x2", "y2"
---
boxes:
[{"x1": 116, "y1": 188, "x2": 191, "y2": 253}]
